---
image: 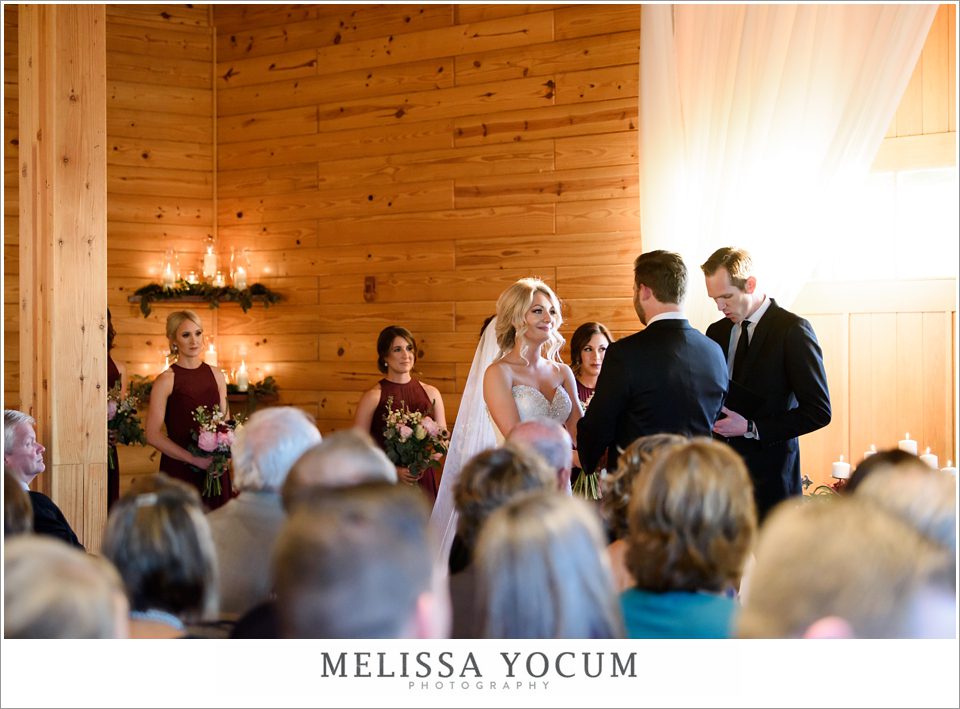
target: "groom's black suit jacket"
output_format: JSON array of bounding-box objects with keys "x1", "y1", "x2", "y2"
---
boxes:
[
  {"x1": 705, "y1": 299, "x2": 831, "y2": 521},
  {"x1": 577, "y1": 318, "x2": 728, "y2": 474}
]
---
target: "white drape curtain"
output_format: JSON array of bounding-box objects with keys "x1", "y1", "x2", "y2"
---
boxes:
[{"x1": 639, "y1": 4, "x2": 937, "y2": 331}]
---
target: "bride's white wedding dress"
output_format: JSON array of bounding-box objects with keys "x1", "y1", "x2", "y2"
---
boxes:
[{"x1": 429, "y1": 318, "x2": 572, "y2": 568}]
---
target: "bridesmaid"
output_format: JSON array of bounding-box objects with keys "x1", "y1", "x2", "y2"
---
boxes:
[
  {"x1": 145, "y1": 310, "x2": 232, "y2": 510},
  {"x1": 354, "y1": 325, "x2": 447, "y2": 504},
  {"x1": 570, "y1": 322, "x2": 614, "y2": 411},
  {"x1": 106, "y1": 309, "x2": 126, "y2": 510},
  {"x1": 569, "y1": 321, "x2": 614, "y2": 488}
]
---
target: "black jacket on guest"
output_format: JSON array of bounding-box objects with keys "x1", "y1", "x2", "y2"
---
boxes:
[{"x1": 29, "y1": 490, "x2": 84, "y2": 550}]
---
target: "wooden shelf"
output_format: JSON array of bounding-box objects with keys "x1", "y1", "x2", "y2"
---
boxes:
[
  {"x1": 127, "y1": 294, "x2": 271, "y2": 305},
  {"x1": 227, "y1": 391, "x2": 278, "y2": 404}
]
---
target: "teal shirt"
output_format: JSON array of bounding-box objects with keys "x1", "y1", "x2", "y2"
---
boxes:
[{"x1": 620, "y1": 588, "x2": 737, "y2": 639}]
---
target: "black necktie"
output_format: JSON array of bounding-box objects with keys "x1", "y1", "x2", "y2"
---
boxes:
[{"x1": 732, "y1": 320, "x2": 750, "y2": 383}]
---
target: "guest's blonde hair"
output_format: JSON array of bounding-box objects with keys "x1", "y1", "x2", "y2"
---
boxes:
[
  {"x1": 495, "y1": 278, "x2": 564, "y2": 364},
  {"x1": 626, "y1": 438, "x2": 756, "y2": 593},
  {"x1": 475, "y1": 491, "x2": 624, "y2": 638},
  {"x1": 165, "y1": 310, "x2": 203, "y2": 356}
]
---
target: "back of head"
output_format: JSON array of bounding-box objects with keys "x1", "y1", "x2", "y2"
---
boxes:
[
  {"x1": 633, "y1": 250, "x2": 687, "y2": 304},
  {"x1": 231, "y1": 406, "x2": 321, "y2": 493},
  {"x1": 626, "y1": 438, "x2": 756, "y2": 593},
  {"x1": 475, "y1": 490, "x2": 623, "y2": 639},
  {"x1": 102, "y1": 475, "x2": 219, "y2": 622},
  {"x1": 739, "y1": 498, "x2": 954, "y2": 638},
  {"x1": 507, "y1": 417, "x2": 573, "y2": 484},
  {"x1": 273, "y1": 482, "x2": 439, "y2": 638},
  {"x1": 453, "y1": 446, "x2": 556, "y2": 552},
  {"x1": 4, "y1": 535, "x2": 128, "y2": 638},
  {"x1": 282, "y1": 429, "x2": 397, "y2": 512},
  {"x1": 855, "y1": 466, "x2": 956, "y2": 557},
  {"x1": 4, "y1": 469, "x2": 33, "y2": 537},
  {"x1": 601, "y1": 433, "x2": 686, "y2": 540},
  {"x1": 495, "y1": 277, "x2": 564, "y2": 360},
  {"x1": 846, "y1": 448, "x2": 924, "y2": 494}
]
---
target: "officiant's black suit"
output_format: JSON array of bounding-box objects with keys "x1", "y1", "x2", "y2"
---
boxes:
[
  {"x1": 577, "y1": 318, "x2": 728, "y2": 475},
  {"x1": 706, "y1": 299, "x2": 831, "y2": 521}
]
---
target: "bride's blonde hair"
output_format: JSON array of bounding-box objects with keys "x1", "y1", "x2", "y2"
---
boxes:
[{"x1": 494, "y1": 278, "x2": 565, "y2": 364}]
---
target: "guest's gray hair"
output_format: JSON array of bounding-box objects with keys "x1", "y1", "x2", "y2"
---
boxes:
[
  {"x1": 506, "y1": 417, "x2": 573, "y2": 475},
  {"x1": 4, "y1": 410, "x2": 35, "y2": 455},
  {"x1": 231, "y1": 407, "x2": 321, "y2": 492}
]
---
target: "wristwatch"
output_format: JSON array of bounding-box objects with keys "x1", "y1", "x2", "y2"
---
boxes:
[{"x1": 744, "y1": 420, "x2": 757, "y2": 439}]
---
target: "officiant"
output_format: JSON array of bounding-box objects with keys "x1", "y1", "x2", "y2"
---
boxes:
[{"x1": 702, "y1": 247, "x2": 832, "y2": 521}]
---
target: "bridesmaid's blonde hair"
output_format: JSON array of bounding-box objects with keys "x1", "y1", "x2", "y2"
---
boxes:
[
  {"x1": 494, "y1": 278, "x2": 564, "y2": 364},
  {"x1": 165, "y1": 310, "x2": 203, "y2": 356}
]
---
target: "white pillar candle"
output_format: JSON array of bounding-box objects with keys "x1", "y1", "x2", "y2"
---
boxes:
[
  {"x1": 186, "y1": 270, "x2": 199, "y2": 285},
  {"x1": 919, "y1": 447, "x2": 938, "y2": 470},
  {"x1": 237, "y1": 360, "x2": 249, "y2": 392},
  {"x1": 204, "y1": 343, "x2": 217, "y2": 367},
  {"x1": 863, "y1": 444, "x2": 877, "y2": 460},
  {"x1": 831, "y1": 454, "x2": 851, "y2": 480},
  {"x1": 234, "y1": 265, "x2": 247, "y2": 290},
  {"x1": 162, "y1": 262, "x2": 175, "y2": 288},
  {"x1": 203, "y1": 245, "x2": 217, "y2": 280},
  {"x1": 213, "y1": 271, "x2": 225, "y2": 288},
  {"x1": 898, "y1": 433, "x2": 918, "y2": 456},
  {"x1": 941, "y1": 460, "x2": 958, "y2": 477}
]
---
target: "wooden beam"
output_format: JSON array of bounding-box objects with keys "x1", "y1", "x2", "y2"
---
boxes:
[{"x1": 19, "y1": 5, "x2": 107, "y2": 551}]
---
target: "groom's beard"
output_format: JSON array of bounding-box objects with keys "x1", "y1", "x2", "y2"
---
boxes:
[{"x1": 634, "y1": 296, "x2": 647, "y2": 326}]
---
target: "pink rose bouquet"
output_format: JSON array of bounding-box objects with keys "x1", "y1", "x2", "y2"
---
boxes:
[
  {"x1": 381, "y1": 396, "x2": 449, "y2": 483},
  {"x1": 188, "y1": 405, "x2": 245, "y2": 498}
]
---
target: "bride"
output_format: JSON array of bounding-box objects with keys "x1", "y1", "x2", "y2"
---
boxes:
[{"x1": 429, "y1": 278, "x2": 581, "y2": 565}]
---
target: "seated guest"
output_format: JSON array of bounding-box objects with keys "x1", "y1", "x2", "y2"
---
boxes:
[
  {"x1": 4, "y1": 535, "x2": 129, "y2": 638},
  {"x1": 448, "y1": 446, "x2": 556, "y2": 638},
  {"x1": 207, "y1": 406, "x2": 321, "y2": 618},
  {"x1": 854, "y1": 465, "x2": 956, "y2": 562},
  {"x1": 102, "y1": 474, "x2": 219, "y2": 638},
  {"x1": 506, "y1": 417, "x2": 574, "y2": 494},
  {"x1": 474, "y1": 491, "x2": 624, "y2": 639},
  {"x1": 4, "y1": 470, "x2": 33, "y2": 537},
  {"x1": 4, "y1": 409, "x2": 82, "y2": 549},
  {"x1": 738, "y1": 498, "x2": 955, "y2": 638},
  {"x1": 845, "y1": 448, "x2": 923, "y2": 494},
  {"x1": 600, "y1": 434, "x2": 685, "y2": 591},
  {"x1": 281, "y1": 429, "x2": 397, "y2": 512},
  {"x1": 273, "y1": 482, "x2": 450, "y2": 638},
  {"x1": 621, "y1": 439, "x2": 757, "y2": 638},
  {"x1": 233, "y1": 429, "x2": 398, "y2": 639}
]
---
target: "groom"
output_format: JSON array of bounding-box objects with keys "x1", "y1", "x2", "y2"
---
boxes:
[{"x1": 578, "y1": 251, "x2": 728, "y2": 474}]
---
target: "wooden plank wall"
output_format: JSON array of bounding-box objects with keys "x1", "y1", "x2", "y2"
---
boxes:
[
  {"x1": 795, "y1": 281, "x2": 956, "y2": 489},
  {"x1": 104, "y1": 5, "x2": 216, "y2": 490},
  {"x1": 4, "y1": 5, "x2": 19, "y2": 405},
  {"x1": 875, "y1": 4, "x2": 956, "y2": 170},
  {"x1": 211, "y1": 4, "x2": 642, "y2": 433}
]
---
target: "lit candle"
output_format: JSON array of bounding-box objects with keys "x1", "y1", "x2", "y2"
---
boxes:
[
  {"x1": 204, "y1": 343, "x2": 217, "y2": 367},
  {"x1": 162, "y1": 262, "x2": 175, "y2": 289},
  {"x1": 213, "y1": 271, "x2": 225, "y2": 288},
  {"x1": 236, "y1": 360, "x2": 249, "y2": 392},
  {"x1": 186, "y1": 270, "x2": 199, "y2": 285},
  {"x1": 898, "y1": 433, "x2": 918, "y2": 456},
  {"x1": 203, "y1": 244, "x2": 217, "y2": 280},
  {"x1": 941, "y1": 460, "x2": 958, "y2": 477},
  {"x1": 919, "y1": 447, "x2": 939, "y2": 470},
  {"x1": 831, "y1": 454, "x2": 851, "y2": 480},
  {"x1": 234, "y1": 265, "x2": 247, "y2": 290},
  {"x1": 862, "y1": 444, "x2": 877, "y2": 460}
]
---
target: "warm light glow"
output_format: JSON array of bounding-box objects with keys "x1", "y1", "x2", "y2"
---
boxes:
[
  {"x1": 236, "y1": 360, "x2": 249, "y2": 392},
  {"x1": 204, "y1": 343, "x2": 217, "y2": 367},
  {"x1": 234, "y1": 265, "x2": 247, "y2": 290}
]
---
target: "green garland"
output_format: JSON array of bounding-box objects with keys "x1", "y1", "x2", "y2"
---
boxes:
[
  {"x1": 133, "y1": 279, "x2": 282, "y2": 317},
  {"x1": 226, "y1": 375, "x2": 278, "y2": 399}
]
